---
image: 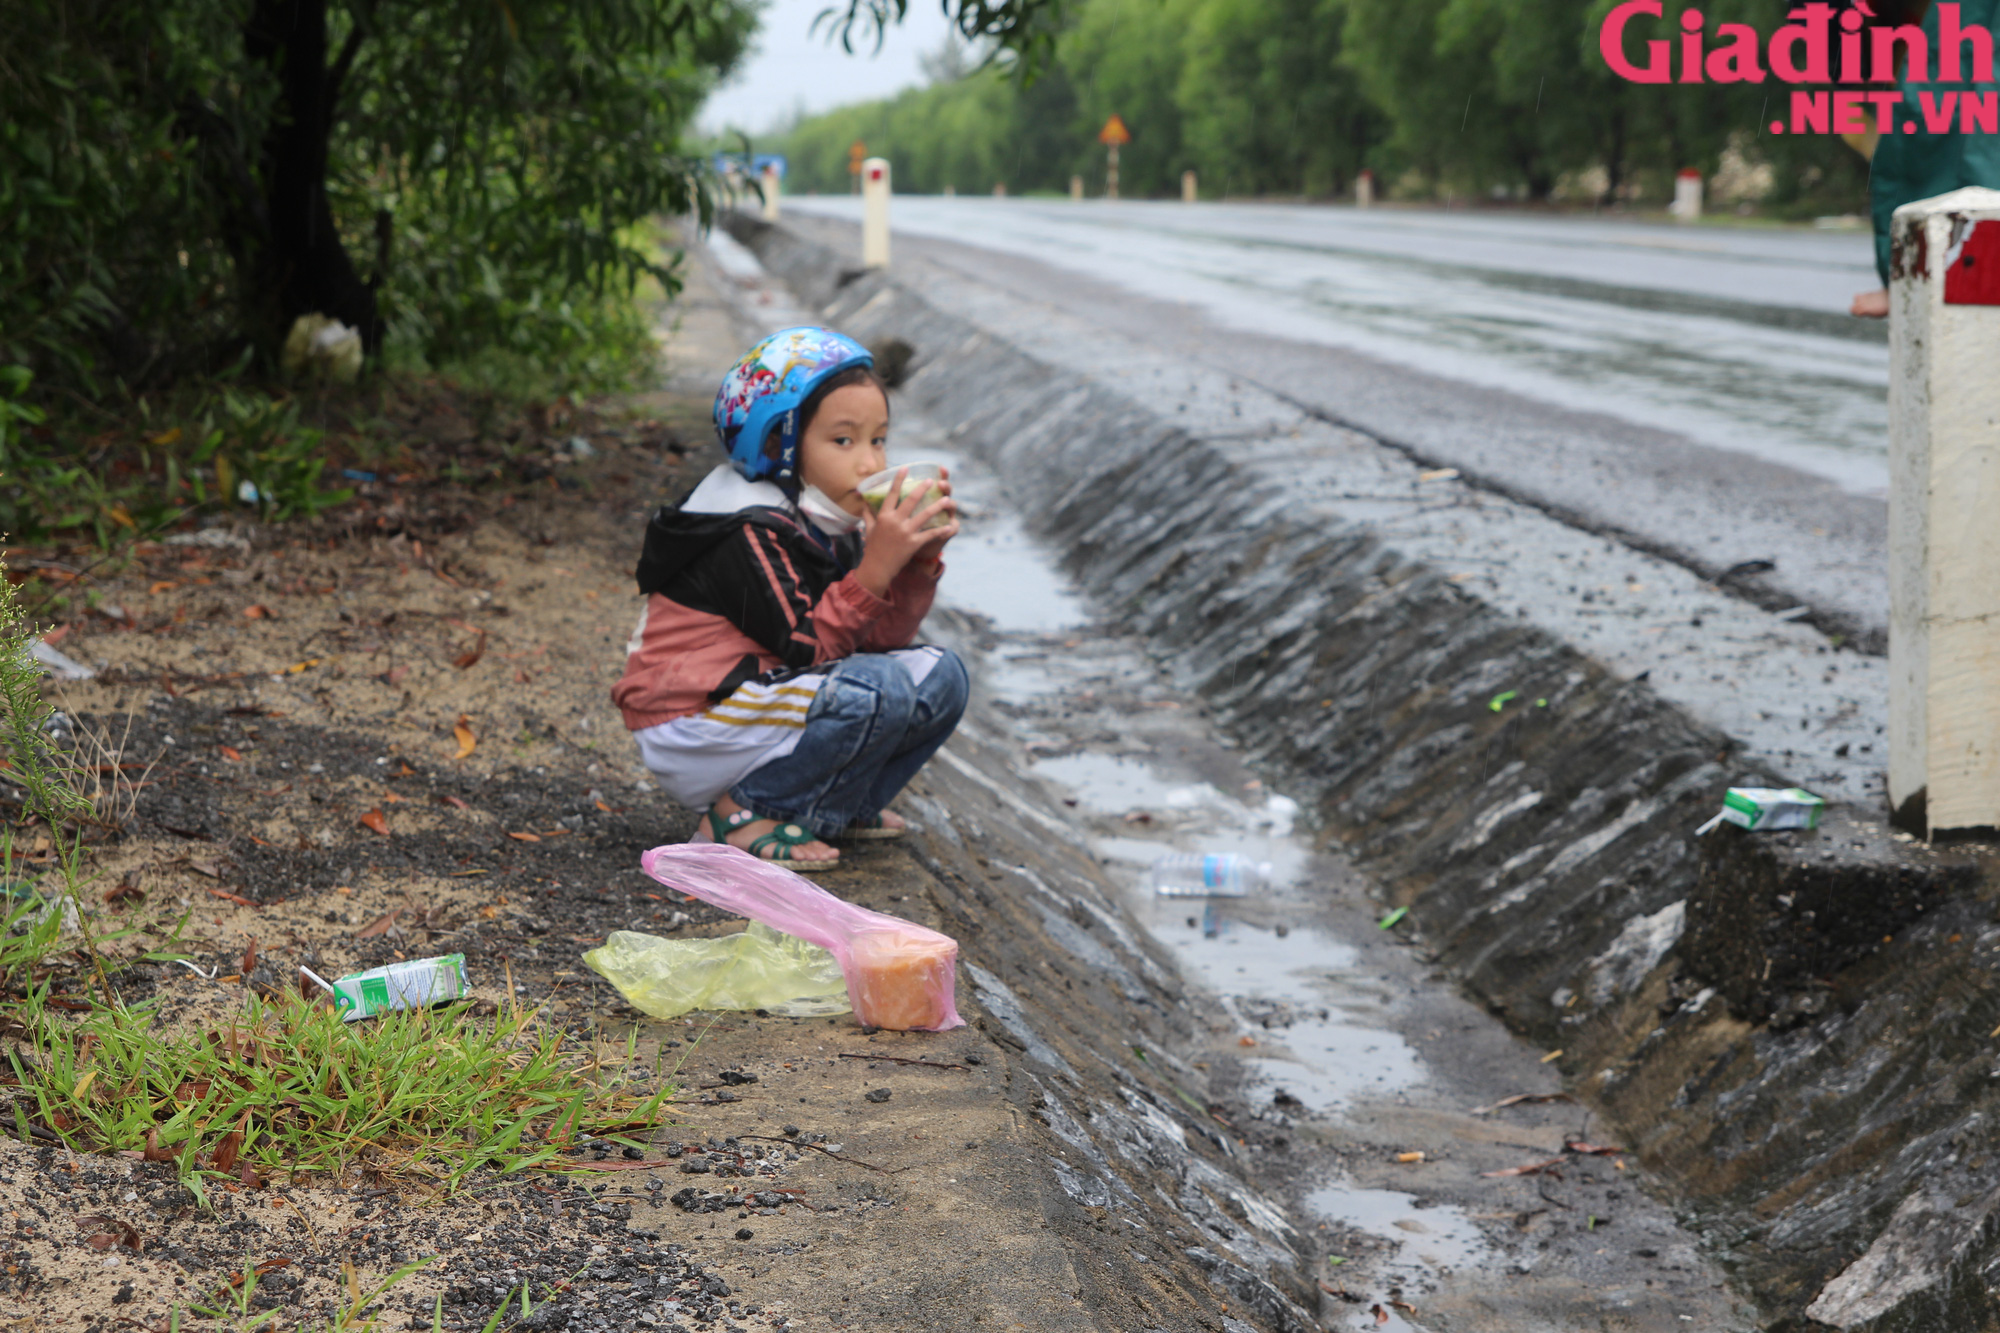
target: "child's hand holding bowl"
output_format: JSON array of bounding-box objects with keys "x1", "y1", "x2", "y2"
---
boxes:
[{"x1": 856, "y1": 464, "x2": 957, "y2": 595}]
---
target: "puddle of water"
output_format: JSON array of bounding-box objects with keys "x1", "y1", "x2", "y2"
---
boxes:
[
  {"x1": 942, "y1": 510, "x2": 1090, "y2": 633},
  {"x1": 1022, "y1": 751, "x2": 1425, "y2": 1113},
  {"x1": 920, "y1": 444, "x2": 1091, "y2": 634},
  {"x1": 1031, "y1": 752, "x2": 1230, "y2": 816},
  {"x1": 704, "y1": 227, "x2": 767, "y2": 281},
  {"x1": 1307, "y1": 1184, "x2": 1494, "y2": 1279},
  {"x1": 921, "y1": 435, "x2": 1432, "y2": 1116},
  {"x1": 986, "y1": 653, "x2": 1061, "y2": 706},
  {"x1": 1157, "y1": 911, "x2": 1424, "y2": 1113},
  {"x1": 1029, "y1": 753, "x2": 1304, "y2": 866}
]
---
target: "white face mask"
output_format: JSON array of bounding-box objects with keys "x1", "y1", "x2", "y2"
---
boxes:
[{"x1": 798, "y1": 484, "x2": 863, "y2": 536}]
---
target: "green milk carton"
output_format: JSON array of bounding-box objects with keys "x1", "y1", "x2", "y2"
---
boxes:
[
  {"x1": 1718, "y1": 787, "x2": 1826, "y2": 831},
  {"x1": 330, "y1": 954, "x2": 471, "y2": 1021}
]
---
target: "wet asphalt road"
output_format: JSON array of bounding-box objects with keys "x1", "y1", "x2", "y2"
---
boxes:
[{"x1": 783, "y1": 200, "x2": 1894, "y2": 649}]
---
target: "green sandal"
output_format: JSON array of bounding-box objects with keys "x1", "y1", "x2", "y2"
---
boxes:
[
  {"x1": 704, "y1": 807, "x2": 840, "y2": 871},
  {"x1": 837, "y1": 813, "x2": 907, "y2": 842}
]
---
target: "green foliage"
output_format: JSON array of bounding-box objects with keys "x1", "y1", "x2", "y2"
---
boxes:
[
  {"x1": 779, "y1": 0, "x2": 1870, "y2": 210},
  {"x1": 329, "y1": 0, "x2": 753, "y2": 373},
  {"x1": 0, "y1": 374, "x2": 354, "y2": 545},
  {"x1": 0, "y1": 560, "x2": 93, "y2": 833},
  {"x1": 779, "y1": 66, "x2": 1067, "y2": 195},
  {"x1": 0, "y1": 0, "x2": 756, "y2": 545},
  {"x1": 0, "y1": 0, "x2": 755, "y2": 405},
  {"x1": 13, "y1": 991, "x2": 674, "y2": 1193},
  {"x1": 1178, "y1": 0, "x2": 1380, "y2": 195},
  {"x1": 820, "y1": 0, "x2": 1076, "y2": 76},
  {"x1": 184, "y1": 1252, "x2": 444, "y2": 1330},
  {"x1": 0, "y1": 0, "x2": 272, "y2": 392},
  {"x1": 1062, "y1": 0, "x2": 1193, "y2": 193}
]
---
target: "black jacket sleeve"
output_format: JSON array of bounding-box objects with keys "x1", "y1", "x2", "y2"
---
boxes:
[{"x1": 674, "y1": 518, "x2": 843, "y2": 669}]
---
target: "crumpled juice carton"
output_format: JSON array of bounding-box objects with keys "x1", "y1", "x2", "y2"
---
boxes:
[
  {"x1": 1717, "y1": 787, "x2": 1826, "y2": 832},
  {"x1": 329, "y1": 954, "x2": 471, "y2": 1021}
]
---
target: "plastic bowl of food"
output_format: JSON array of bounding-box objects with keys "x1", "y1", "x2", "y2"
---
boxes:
[{"x1": 857, "y1": 462, "x2": 952, "y2": 530}]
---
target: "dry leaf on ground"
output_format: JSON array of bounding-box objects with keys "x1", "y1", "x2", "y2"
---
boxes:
[
  {"x1": 1565, "y1": 1139, "x2": 1628, "y2": 1156},
  {"x1": 1481, "y1": 1157, "x2": 1567, "y2": 1179},
  {"x1": 1469, "y1": 1092, "x2": 1576, "y2": 1115}
]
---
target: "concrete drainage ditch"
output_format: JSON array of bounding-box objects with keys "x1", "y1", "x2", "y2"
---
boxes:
[
  {"x1": 917, "y1": 429, "x2": 1749, "y2": 1331},
  {"x1": 724, "y1": 212, "x2": 2000, "y2": 1332}
]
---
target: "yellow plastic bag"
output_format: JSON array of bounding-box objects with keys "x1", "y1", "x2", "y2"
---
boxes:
[{"x1": 583, "y1": 921, "x2": 850, "y2": 1019}]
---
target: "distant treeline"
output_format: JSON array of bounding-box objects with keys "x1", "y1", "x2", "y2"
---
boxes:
[{"x1": 772, "y1": 0, "x2": 1888, "y2": 209}]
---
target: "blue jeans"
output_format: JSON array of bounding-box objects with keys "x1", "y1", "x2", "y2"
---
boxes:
[{"x1": 731, "y1": 648, "x2": 969, "y2": 840}]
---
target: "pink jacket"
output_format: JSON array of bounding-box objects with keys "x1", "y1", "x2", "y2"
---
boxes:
[{"x1": 613, "y1": 473, "x2": 939, "y2": 730}]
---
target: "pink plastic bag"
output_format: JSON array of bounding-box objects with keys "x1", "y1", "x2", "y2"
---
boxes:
[{"x1": 640, "y1": 843, "x2": 964, "y2": 1031}]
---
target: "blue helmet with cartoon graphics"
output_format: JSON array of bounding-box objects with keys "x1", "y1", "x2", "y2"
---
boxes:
[{"x1": 714, "y1": 327, "x2": 874, "y2": 486}]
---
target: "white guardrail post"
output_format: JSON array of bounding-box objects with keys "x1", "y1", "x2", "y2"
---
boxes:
[
  {"x1": 862, "y1": 158, "x2": 890, "y2": 268},
  {"x1": 1889, "y1": 186, "x2": 2000, "y2": 834}
]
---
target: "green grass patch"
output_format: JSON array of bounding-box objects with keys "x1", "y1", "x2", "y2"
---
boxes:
[
  {"x1": 7, "y1": 991, "x2": 674, "y2": 1199},
  {"x1": 0, "y1": 371, "x2": 354, "y2": 548},
  {"x1": 167, "y1": 1249, "x2": 586, "y2": 1330},
  {"x1": 0, "y1": 553, "x2": 674, "y2": 1206}
]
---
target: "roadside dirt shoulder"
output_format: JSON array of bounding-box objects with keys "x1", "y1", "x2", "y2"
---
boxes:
[{"x1": 3, "y1": 252, "x2": 1300, "y2": 1333}]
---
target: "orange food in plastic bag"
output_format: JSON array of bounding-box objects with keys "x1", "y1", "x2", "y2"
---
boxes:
[
  {"x1": 848, "y1": 929, "x2": 959, "y2": 1031},
  {"x1": 640, "y1": 843, "x2": 965, "y2": 1031}
]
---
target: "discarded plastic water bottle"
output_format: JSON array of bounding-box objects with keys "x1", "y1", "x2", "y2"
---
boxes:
[{"x1": 1147, "y1": 853, "x2": 1272, "y2": 898}]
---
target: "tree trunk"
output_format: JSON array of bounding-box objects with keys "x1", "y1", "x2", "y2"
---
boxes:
[
  {"x1": 1602, "y1": 108, "x2": 1627, "y2": 207},
  {"x1": 243, "y1": 0, "x2": 380, "y2": 359}
]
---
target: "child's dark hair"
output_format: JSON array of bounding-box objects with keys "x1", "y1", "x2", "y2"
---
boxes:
[{"x1": 798, "y1": 364, "x2": 889, "y2": 433}]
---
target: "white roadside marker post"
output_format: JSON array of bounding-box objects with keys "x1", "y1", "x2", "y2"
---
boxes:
[
  {"x1": 1671, "y1": 168, "x2": 1702, "y2": 222},
  {"x1": 861, "y1": 157, "x2": 891, "y2": 269},
  {"x1": 1889, "y1": 186, "x2": 2000, "y2": 834},
  {"x1": 1070, "y1": 174, "x2": 1083, "y2": 202},
  {"x1": 1356, "y1": 169, "x2": 1374, "y2": 209},
  {"x1": 1181, "y1": 170, "x2": 1197, "y2": 203},
  {"x1": 760, "y1": 162, "x2": 781, "y2": 222}
]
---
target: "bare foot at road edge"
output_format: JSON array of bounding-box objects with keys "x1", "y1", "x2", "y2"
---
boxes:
[
  {"x1": 711, "y1": 794, "x2": 839, "y2": 864},
  {"x1": 1852, "y1": 288, "x2": 1889, "y2": 318}
]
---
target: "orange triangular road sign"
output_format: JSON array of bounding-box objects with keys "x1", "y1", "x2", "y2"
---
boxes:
[{"x1": 1098, "y1": 115, "x2": 1132, "y2": 146}]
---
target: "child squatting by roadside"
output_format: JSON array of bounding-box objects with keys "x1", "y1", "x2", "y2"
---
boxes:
[{"x1": 611, "y1": 327, "x2": 968, "y2": 871}]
